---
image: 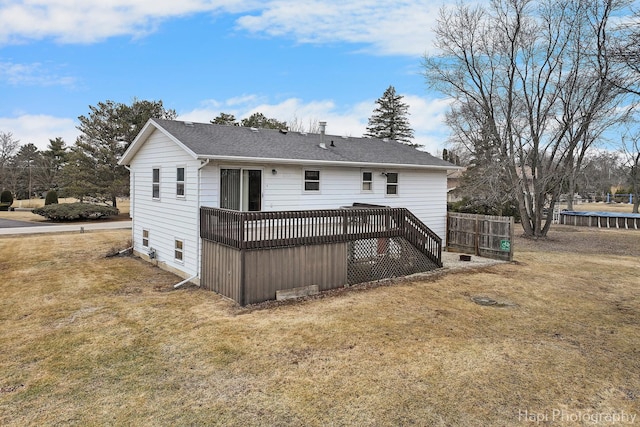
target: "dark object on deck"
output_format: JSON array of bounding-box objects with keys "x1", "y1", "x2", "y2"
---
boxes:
[{"x1": 459, "y1": 254, "x2": 472, "y2": 261}]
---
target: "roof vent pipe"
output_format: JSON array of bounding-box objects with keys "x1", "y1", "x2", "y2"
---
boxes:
[{"x1": 319, "y1": 121, "x2": 327, "y2": 149}]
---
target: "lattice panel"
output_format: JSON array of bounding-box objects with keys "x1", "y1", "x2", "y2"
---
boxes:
[{"x1": 347, "y1": 237, "x2": 439, "y2": 285}]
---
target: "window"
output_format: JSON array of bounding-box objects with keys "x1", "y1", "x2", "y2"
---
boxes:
[
  {"x1": 362, "y1": 171, "x2": 373, "y2": 192},
  {"x1": 174, "y1": 239, "x2": 184, "y2": 262},
  {"x1": 304, "y1": 170, "x2": 320, "y2": 191},
  {"x1": 142, "y1": 229, "x2": 149, "y2": 248},
  {"x1": 385, "y1": 172, "x2": 398, "y2": 195},
  {"x1": 176, "y1": 167, "x2": 185, "y2": 197},
  {"x1": 152, "y1": 168, "x2": 160, "y2": 199}
]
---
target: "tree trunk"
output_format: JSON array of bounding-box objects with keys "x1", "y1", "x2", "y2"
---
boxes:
[{"x1": 567, "y1": 172, "x2": 575, "y2": 211}]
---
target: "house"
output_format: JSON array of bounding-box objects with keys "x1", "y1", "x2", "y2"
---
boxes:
[
  {"x1": 447, "y1": 167, "x2": 466, "y2": 203},
  {"x1": 119, "y1": 119, "x2": 455, "y2": 304}
]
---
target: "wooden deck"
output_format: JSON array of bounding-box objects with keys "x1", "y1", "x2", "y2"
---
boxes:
[
  {"x1": 199, "y1": 206, "x2": 443, "y2": 305},
  {"x1": 200, "y1": 206, "x2": 442, "y2": 266}
]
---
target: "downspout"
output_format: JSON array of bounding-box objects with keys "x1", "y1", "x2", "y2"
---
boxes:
[
  {"x1": 174, "y1": 275, "x2": 197, "y2": 289},
  {"x1": 195, "y1": 159, "x2": 211, "y2": 286},
  {"x1": 124, "y1": 165, "x2": 134, "y2": 249},
  {"x1": 175, "y1": 159, "x2": 210, "y2": 290}
]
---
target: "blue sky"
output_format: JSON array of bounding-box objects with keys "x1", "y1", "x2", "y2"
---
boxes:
[{"x1": 0, "y1": 1, "x2": 452, "y2": 155}]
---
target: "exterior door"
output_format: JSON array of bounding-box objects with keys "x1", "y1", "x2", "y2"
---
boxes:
[
  {"x1": 244, "y1": 169, "x2": 262, "y2": 211},
  {"x1": 220, "y1": 168, "x2": 261, "y2": 211}
]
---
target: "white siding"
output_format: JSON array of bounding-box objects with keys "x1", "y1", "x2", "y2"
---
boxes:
[
  {"x1": 128, "y1": 129, "x2": 201, "y2": 279},
  {"x1": 200, "y1": 162, "x2": 448, "y2": 239}
]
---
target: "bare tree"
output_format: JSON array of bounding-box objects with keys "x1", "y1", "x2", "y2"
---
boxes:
[
  {"x1": 609, "y1": 8, "x2": 640, "y2": 95},
  {"x1": 0, "y1": 131, "x2": 20, "y2": 191},
  {"x1": 287, "y1": 116, "x2": 322, "y2": 134},
  {"x1": 424, "y1": 0, "x2": 636, "y2": 238},
  {"x1": 576, "y1": 150, "x2": 626, "y2": 200}
]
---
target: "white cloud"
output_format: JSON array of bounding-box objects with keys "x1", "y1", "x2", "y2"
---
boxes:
[
  {"x1": 0, "y1": 0, "x2": 254, "y2": 44},
  {"x1": 403, "y1": 95, "x2": 452, "y2": 155},
  {"x1": 0, "y1": 61, "x2": 76, "y2": 87},
  {"x1": 236, "y1": 0, "x2": 442, "y2": 56},
  {"x1": 0, "y1": 115, "x2": 78, "y2": 151},
  {"x1": 180, "y1": 92, "x2": 451, "y2": 155},
  {"x1": 0, "y1": 0, "x2": 442, "y2": 56}
]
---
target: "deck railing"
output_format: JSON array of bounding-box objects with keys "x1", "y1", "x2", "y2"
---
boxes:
[{"x1": 200, "y1": 206, "x2": 442, "y2": 267}]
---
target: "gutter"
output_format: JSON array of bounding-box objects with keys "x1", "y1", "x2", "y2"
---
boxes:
[{"x1": 196, "y1": 155, "x2": 457, "y2": 171}]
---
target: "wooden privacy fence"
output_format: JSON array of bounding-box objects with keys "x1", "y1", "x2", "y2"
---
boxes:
[{"x1": 447, "y1": 212, "x2": 514, "y2": 261}]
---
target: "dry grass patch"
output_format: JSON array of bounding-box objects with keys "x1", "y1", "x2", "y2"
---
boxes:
[{"x1": 1, "y1": 228, "x2": 639, "y2": 426}]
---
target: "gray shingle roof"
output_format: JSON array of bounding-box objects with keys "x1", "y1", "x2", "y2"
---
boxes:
[{"x1": 149, "y1": 119, "x2": 453, "y2": 168}]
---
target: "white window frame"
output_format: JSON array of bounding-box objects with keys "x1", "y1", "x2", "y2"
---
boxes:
[
  {"x1": 174, "y1": 239, "x2": 184, "y2": 263},
  {"x1": 142, "y1": 229, "x2": 149, "y2": 248},
  {"x1": 385, "y1": 172, "x2": 399, "y2": 196},
  {"x1": 176, "y1": 166, "x2": 186, "y2": 198},
  {"x1": 361, "y1": 171, "x2": 373, "y2": 192},
  {"x1": 152, "y1": 167, "x2": 160, "y2": 200},
  {"x1": 303, "y1": 169, "x2": 321, "y2": 192}
]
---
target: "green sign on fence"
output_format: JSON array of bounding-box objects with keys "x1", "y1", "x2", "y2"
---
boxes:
[{"x1": 500, "y1": 239, "x2": 511, "y2": 252}]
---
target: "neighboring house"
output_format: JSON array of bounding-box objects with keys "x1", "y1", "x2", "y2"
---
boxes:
[
  {"x1": 447, "y1": 167, "x2": 466, "y2": 203},
  {"x1": 119, "y1": 119, "x2": 456, "y2": 302}
]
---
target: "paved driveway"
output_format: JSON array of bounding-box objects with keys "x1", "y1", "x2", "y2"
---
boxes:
[
  {"x1": 0, "y1": 218, "x2": 53, "y2": 228},
  {"x1": 0, "y1": 220, "x2": 131, "y2": 235}
]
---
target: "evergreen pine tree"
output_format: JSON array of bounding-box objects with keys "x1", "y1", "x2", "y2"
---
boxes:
[
  {"x1": 72, "y1": 99, "x2": 176, "y2": 207},
  {"x1": 364, "y1": 86, "x2": 415, "y2": 145},
  {"x1": 211, "y1": 113, "x2": 239, "y2": 126}
]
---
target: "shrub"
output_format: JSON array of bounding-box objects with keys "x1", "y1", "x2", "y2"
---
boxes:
[
  {"x1": 0, "y1": 190, "x2": 13, "y2": 211},
  {"x1": 33, "y1": 203, "x2": 119, "y2": 221},
  {"x1": 44, "y1": 190, "x2": 59, "y2": 206}
]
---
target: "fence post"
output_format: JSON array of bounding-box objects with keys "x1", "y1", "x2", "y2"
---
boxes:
[
  {"x1": 509, "y1": 216, "x2": 514, "y2": 262},
  {"x1": 474, "y1": 215, "x2": 480, "y2": 256}
]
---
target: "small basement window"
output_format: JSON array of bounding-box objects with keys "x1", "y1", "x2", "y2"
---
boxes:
[
  {"x1": 304, "y1": 170, "x2": 320, "y2": 191},
  {"x1": 174, "y1": 239, "x2": 184, "y2": 262},
  {"x1": 142, "y1": 229, "x2": 149, "y2": 247}
]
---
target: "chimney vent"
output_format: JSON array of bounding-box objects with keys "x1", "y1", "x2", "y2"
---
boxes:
[{"x1": 319, "y1": 121, "x2": 327, "y2": 149}]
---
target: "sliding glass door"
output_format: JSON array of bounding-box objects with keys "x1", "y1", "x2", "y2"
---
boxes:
[{"x1": 220, "y1": 168, "x2": 261, "y2": 211}]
